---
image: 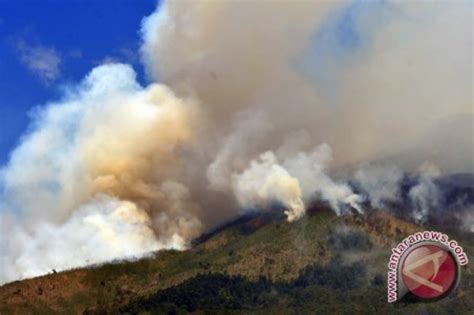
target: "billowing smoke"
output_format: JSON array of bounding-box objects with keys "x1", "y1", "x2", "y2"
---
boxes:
[
  {"x1": 232, "y1": 144, "x2": 364, "y2": 222},
  {"x1": 0, "y1": 0, "x2": 472, "y2": 284},
  {"x1": 142, "y1": 0, "x2": 472, "y2": 173},
  {"x1": 408, "y1": 163, "x2": 441, "y2": 223},
  {"x1": 2, "y1": 196, "x2": 177, "y2": 281},
  {"x1": 0, "y1": 64, "x2": 204, "y2": 283},
  {"x1": 354, "y1": 164, "x2": 405, "y2": 209},
  {"x1": 232, "y1": 151, "x2": 305, "y2": 222},
  {"x1": 353, "y1": 162, "x2": 441, "y2": 223}
]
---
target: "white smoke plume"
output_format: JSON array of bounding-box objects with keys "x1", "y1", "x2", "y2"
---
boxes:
[
  {"x1": 2, "y1": 196, "x2": 180, "y2": 282},
  {"x1": 462, "y1": 210, "x2": 474, "y2": 233},
  {"x1": 354, "y1": 164, "x2": 404, "y2": 209},
  {"x1": 232, "y1": 151, "x2": 305, "y2": 222},
  {"x1": 281, "y1": 144, "x2": 363, "y2": 215},
  {"x1": 408, "y1": 163, "x2": 441, "y2": 224},
  {"x1": 354, "y1": 162, "x2": 442, "y2": 223},
  {"x1": 0, "y1": 0, "x2": 472, "y2": 284},
  {"x1": 232, "y1": 144, "x2": 364, "y2": 221},
  {"x1": 0, "y1": 64, "x2": 203, "y2": 284}
]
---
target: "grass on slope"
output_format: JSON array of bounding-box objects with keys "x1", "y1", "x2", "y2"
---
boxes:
[{"x1": 0, "y1": 208, "x2": 472, "y2": 314}]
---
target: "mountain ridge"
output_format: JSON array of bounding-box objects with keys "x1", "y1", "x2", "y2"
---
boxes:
[{"x1": 1, "y1": 207, "x2": 473, "y2": 314}]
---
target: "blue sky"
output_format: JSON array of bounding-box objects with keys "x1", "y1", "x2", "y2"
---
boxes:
[{"x1": 0, "y1": 0, "x2": 158, "y2": 166}]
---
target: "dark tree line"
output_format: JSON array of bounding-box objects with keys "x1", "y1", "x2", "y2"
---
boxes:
[{"x1": 120, "y1": 258, "x2": 368, "y2": 314}]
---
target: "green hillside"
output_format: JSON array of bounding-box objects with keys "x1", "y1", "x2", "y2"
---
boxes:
[{"x1": 1, "y1": 208, "x2": 473, "y2": 314}]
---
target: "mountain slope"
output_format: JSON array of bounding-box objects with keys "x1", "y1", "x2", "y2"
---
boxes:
[{"x1": 0, "y1": 207, "x2": 473, "y2": 314}]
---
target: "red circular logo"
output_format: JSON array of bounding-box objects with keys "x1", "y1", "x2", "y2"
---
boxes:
[{"x1": 401, "y1": 244, "x2": 458, "y2": 299}]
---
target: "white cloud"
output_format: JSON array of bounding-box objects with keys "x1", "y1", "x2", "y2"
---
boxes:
[{"x1": 15, "y1": 40, "x2": 61, "y2": 83}]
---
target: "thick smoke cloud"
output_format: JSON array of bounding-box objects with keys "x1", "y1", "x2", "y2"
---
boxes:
[
  {"x1": 231, "y1": 144, "x2": 364, "y2": 222},
  {"x1": 1, "y1": 0, "x2": 472, "y2": 284},
  {"x1": 2, "y1": 196, "x2": 172, "y2": 281},
  {"x1": 141, "y1": 0, "x2": 472, "y2": 220},
  {"x1": 232, "y1": 151, "x2": 305, "y2": 222},
  {"x1": 142, "y1": 0, "x2": 472, "y2": 173},
  {"x1": 0, "y1": 64, "x2": 203, "y2": 283}
]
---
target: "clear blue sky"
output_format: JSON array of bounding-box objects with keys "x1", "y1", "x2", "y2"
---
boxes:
[{"x1": 0, "y1": 0, "x2": 158, "y2": 166}]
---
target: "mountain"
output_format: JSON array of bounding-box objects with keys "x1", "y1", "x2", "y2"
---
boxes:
[{"x1": 0, "y1": 206, "x2": 473, "y2": 314}]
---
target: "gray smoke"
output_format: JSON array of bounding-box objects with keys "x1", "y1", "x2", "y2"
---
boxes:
[{"x1": 0, "y1": 0, "x2": 471, "y2": 284}]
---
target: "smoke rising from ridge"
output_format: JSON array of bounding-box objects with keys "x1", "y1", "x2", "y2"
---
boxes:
[
  {"x1": 1, "y1": 0, "x2": 472, "y2": 284},
  {"x1": 0, "y1": 64, "x2": 204, "y2": 283}
]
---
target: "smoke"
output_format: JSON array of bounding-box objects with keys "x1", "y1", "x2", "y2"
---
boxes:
[
  {"x1": 232, "y1": 151, "x2": 305, "y2": 222},
  {"x1": 2, "y1": 196, "x2": 180, "y2": 282},
  {"x1": 142, "y1": 0, "x2": 472, "y2": 173},
  {"x1": 463, "y1": 210, "x2": 474, "y2": 233},
  {"x1": 141, "y1": 0, "x2": 471, "y2": 220},
  {"x1": 1, "y1": 0, "x2": 472, "y2": 284},
  {"x1": 408, "y1": 163, "x2": 441, "y2": 223},
  {"x1": 232, "y1": 143, "x2": 365, "y2": 222},
  {"x1": 0, "y1": 64, "x2": 203, "y2": 284},
  {"x1": 353, "y1": 162, "x2": 442, "y2": 223},
  {"x1": 281, "y1": 144, "x2": 363, "y2": 216},
  {"x1": 354, "y1": 164, "x2": 405, "y2": 209}
]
